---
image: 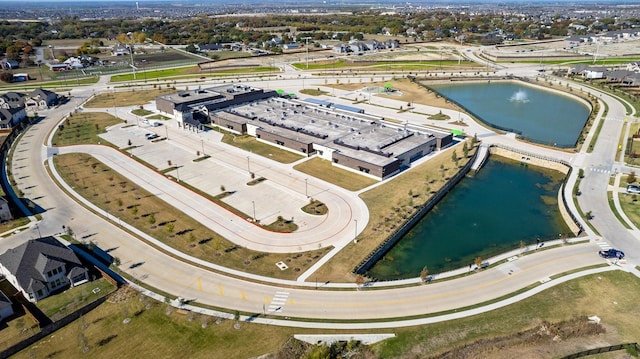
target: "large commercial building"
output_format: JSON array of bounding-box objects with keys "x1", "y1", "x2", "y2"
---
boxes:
[{"x1": 157, "y1": 84, "x2": 453, "y2": 179}]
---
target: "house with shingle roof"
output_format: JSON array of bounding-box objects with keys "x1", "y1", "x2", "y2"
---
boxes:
[
  {"x1": 0, "y1": 91, "x2": 26, "y2": 109},
  {"x1": 0, "y1": 236, "x2": 88, "y2": 302},
  {"x1": 24, "y1": 88, "x2": 58, "y2": 113},
  {"x1": 0, "y1": 107, "x2": 27, "y2": 129}
]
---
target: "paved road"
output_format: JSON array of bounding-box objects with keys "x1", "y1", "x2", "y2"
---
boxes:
[{"x1": 2, "y1": 54, "x2": 637, "y2": 327}]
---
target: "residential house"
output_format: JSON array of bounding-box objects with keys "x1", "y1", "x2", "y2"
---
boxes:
[
  {"x1": 0, "y1": 92, "x2": 26, "y2": 109},
  {"x1": 197, "y1": 43, "x2": 223, "y2": 52},
  {"x1": 606, "y1": 69, "x2": 632, "y2": 83},
  {"x1": 0, "y1": 196, "x2": 12, "y2": 222},
  {"x1": 24, "y1": 89, "x2": 58, "y2": 113},
  {"x1": 64, "y1": 57, "x2": 84, "y2": 69},
  {"x1": 333, "y1": 44, "x2": 350, "y2": 53},
  {"x1": 0, "y1": 237, "x2": 89, "y2": 302},
  {"x1": 0, "y1": 291, "x2": 13, "y2": 322},
  {"x1": 0, "y1": 107, "x2": 27, "y2": 129},
  {"x1": 0, "y1": 59, "x2": 19, "y2": 70},
  {"x1": 48, "y1": 63, "x2": 70, "y2": 72},
  {"x1": 111, "y1": 43, "x2": 131, "y2": 56}
]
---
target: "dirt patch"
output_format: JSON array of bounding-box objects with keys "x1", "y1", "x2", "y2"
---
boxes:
[{"x1": 430, "y1": 316, "x2": 606, "y2": 359}]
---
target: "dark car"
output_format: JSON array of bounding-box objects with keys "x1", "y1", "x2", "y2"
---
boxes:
[
  {"x1": 145, "y1": 133, "x2": 159, "y2": 140},
  {"x1": 599, "y1": 248, "x2": 624, "y2": 259}
]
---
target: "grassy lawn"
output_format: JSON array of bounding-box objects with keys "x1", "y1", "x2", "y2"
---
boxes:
[
  {"x1": 293, "y1": 157, "x2": 379, "y2": 192},
  {"x1": 0, "y1": 217, "x2": 31, "y2": 236},
  {"x1": 210, "y1": 51, "x2": 253, "y2": 60},
  {"x1": 624, "y1": 122, "x2": 640, "y2": 165},
  {"x1": 147, "y1": 114, "x2": 170, "y2": 121},
  {"x1": 618, "y1": 186, "x2": 640, "y2": 229},
  {"x1": 10, "y1": 271, "x2": 640, "y2": 359},
  {"x1": 292, "y1": 59, "x2": 479, "y2": 71},
  {"x1": 302, "y1": 199, "x2": 328, "y2": 215},
  {"x1": 219, "y1": 131, "x2": 304, "y2": 164},
  {"x1": 52, "y1": 112, "x2": 122, "y2": 146},
  {"x1": 52, "y1": 153, "x2": 326, "y2": 280},
  {"x1": 111, "y1": 66, "x2": 198, "y2": 82},
  {"x1": 311, "y1": 142, "x2": 476, "y2": 283},
  {"x1": 131, "y1": 108, "x2": 154, "y2": 116},
  {"x1": 84, "y1": 89, "x2": 175, "y2": 108},
  {"x1": 111, "y1": 66, "x2": 278, "y2": 82},
  {"x1": 299, "y1": 88, "x2": 329, "y2": 96},
  {"x1": 608, "y1": 191, "x2": 631, "y2": 230},
  {"x1": 37, "y1": 278, "x2": 116, "y2": 320}
]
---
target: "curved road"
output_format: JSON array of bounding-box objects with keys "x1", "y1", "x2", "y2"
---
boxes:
[{"x1": 2, "y1": 56, "x2": 637, "y2": 327}]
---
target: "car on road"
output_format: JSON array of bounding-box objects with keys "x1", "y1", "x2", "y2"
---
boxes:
[
  {"x1": 599, "y1": 248, "x2": 624, "y2": 259},
  {"x1": 145, "y1": 133, "x2": 159, "y2": 140}
]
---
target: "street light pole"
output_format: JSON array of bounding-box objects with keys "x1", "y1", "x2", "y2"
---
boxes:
[
  {"x1": 34, "y1": 223, "x2": 42, "y2": 238},
  {"x1": 305, "y1": 178, "x2": 308, "y2": 198},
  {"x1": 252, "y1": 200, "x2": 256, "y2": 222},
  {"x1": 247, "y1": 156, "x2": 251, "y2": 174},
  {"x1": 201, "y1": 139, "x2": 205, "y2": 155},
  {"x1": 353, "y1": 219, "x2": 358, "y2": 243}
]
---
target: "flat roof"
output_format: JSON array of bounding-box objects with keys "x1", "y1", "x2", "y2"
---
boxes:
[
  {"x1": 158, "y1": 83, "x2": 263, "y2": 106},
  {"x1": 230, "y1": 97, "x2": 441, "y2": 166}
]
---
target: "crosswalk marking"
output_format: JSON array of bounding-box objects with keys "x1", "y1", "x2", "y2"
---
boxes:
[
  {"x1": 267, "y1": 291, "x2": 289, "y2": 313},
  {"x1": 589, "y1": 167, "x2": 611, "y2": 174}
]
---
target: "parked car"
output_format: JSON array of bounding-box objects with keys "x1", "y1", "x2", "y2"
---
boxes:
[
  {"x1": 145, "y1": 133, "x2": 159, "y2": 140},
  {"x1": 599, "y1": 248, "x2": 624, "y2": 259},
  {"x1": 627, "y1": 185, "x2": 640, "y2": 194}
]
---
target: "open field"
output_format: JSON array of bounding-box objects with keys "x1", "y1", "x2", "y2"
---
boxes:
[
  {"x1": 83, "y1": 89, "x2": 174, "y2": 108},
  {"x1": 8, "y1": 270, "x2": 639, "y2": 359},
  {"x1": 311, "y1": 142, "x2": 476, "y2": 283},
  {"x1": 53, "y1": 153, "x2": 328, "y2": 280}
]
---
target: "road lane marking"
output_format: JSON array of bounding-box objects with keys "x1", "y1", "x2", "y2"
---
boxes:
[
  {"x1": 293, "y1": 251, "x2": 598, "y2": 309},
  {"x1": 218, "y1": 285, "x2": 224, "y2": 297},
  {"x1": 197, "y1": 278, "x2": 202, "y2": 292},
  {"x1": 241, "y1": 291, "x2": 246, "y2": 300}
]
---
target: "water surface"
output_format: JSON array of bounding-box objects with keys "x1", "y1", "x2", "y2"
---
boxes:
[
  {"x1": 366, "y1": 157, "x2": 570, "y2": 280},
  {"x1": 431, "y1": 81, "x2": 590, "y2": 147}
]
